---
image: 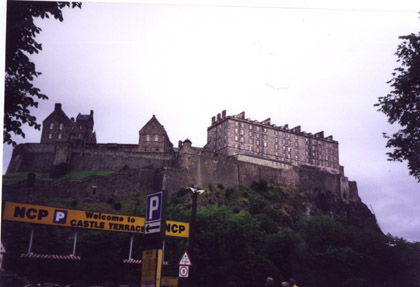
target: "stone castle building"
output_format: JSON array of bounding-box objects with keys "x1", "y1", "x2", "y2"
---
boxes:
[
  {"x1": 206, "y1": 111, "x2": 339, "y2": 174},
  {"x1": 6, "y1": 104, "x2": 359, "y2": 204},
  {"x1": 41, "y1": 103, "x2": 96, "y2": 146}
]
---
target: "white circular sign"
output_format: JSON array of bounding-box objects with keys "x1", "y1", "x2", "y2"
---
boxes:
[{"x1": 179, "y1": 265, "x2": 189, "y2": 278}]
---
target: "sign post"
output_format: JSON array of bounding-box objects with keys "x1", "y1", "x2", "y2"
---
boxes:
[{"x1": 141, "y1": 191, "x2": 168, "y2": 287}]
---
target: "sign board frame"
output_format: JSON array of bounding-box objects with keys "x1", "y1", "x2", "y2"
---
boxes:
[{"x1": 2, "y1": 201, "x2": 188, "y2": 238}]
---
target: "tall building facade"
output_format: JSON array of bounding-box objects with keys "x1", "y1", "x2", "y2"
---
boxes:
[{"x1": 206, "y1": 111, "x2": 340, "y2": 173}]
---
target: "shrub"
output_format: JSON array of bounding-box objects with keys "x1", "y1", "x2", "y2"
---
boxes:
[{"x1": 49, "y1": 163, "x2": 71, "y2": 178}]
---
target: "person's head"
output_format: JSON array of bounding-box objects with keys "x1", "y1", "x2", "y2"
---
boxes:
[{"x1": 265, "y1": 277, "x2": 275, "y2": 287}]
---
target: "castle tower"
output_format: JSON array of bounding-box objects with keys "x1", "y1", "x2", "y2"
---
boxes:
[
  {"x1": 41, "y1": 103, "x2": 73, "y2": 143},
  {"x1": 71, "y1": 110, "x2": 96, "y2": 146},
  {"x1": 138, "y1": 115, "x2": 173, "y2": 153}
]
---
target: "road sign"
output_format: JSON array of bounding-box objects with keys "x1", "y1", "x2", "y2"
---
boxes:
[
  {"x1": 146, "y1": 192, "x2": 163, "y2": 223},
  {"x1": 178, "y1": 250, "x2": 192, "y2": 266},
  {"x1": 145, "y1": 221, "x2": 161, "y2": 234},
  {"x1": 179, "y1": 266, "x2": 189, "y2": 278},
  {"x1": 3, "y1": 201, "x2": 188, "y2": 238}
]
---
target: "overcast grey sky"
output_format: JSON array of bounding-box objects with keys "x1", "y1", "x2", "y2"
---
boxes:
[{"x1": 2, "y1": 0, "x2": 420, "y2": 241}]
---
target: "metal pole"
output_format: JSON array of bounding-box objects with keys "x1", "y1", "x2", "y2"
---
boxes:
[
  {"x1": 162, "y1": 239, "x2": 166, "y2": 263},
  {"x1": 28, "y1": 227, "x2": 34, "y2": 253},
  {"x1": 72, "y1": 231, "x2": 78, "y2": 256},
  {"x1": 128, "y1": 234, "x2": 134, "y2": 260}
]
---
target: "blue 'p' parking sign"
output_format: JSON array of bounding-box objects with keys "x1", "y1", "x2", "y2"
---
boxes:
[{"x1": 146, "y1": 192, "x2": 162, "y2": 223}]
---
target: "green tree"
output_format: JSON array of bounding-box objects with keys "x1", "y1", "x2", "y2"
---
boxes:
[
  {"x1": 4, "y1": 1, "x2": 81, "y2": 146},
  {"x1": 376, "y1": 30, "x2": 420, "y2": 181}
]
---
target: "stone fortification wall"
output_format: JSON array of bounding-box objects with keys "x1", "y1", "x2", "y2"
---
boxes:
[
  {"x1": 69, "y1": 148, "x2": 174, "y2": 171},
  {"x1": 6, "y1": 143, "x2": 175, "y2": 173},
  {"x1": 2, "y1": 169, "x2": 161, "y2": 204},
  {"x1": 7, "y1": 144, "x2": 57, "y2": 173}
]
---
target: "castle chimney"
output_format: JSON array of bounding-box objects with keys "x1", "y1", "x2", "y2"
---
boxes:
[
  {"x1": 217, "y1": 113, "x2": 221, "y2": 121},
  {"x1": 212, "y1": 116, "x2": 216, "y2": 124},
  {"x1": 90, "y1": 110, "x2": 94, "y2": 116},
  {"x1": 222, "y1": 110, "x2": 226, "y2": 119},
  {"x1": 55, "y1": 103, "x2": 62, "y2": 111}
]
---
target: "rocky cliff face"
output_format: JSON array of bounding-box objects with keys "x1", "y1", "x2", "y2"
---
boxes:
[{"x1": 2, "y1": 161, "x2": 381, "y2": 234}]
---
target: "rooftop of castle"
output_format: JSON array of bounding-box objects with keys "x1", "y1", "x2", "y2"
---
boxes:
[{"x1": 209, "y1": 110, "x2": 337, "y2": 143}]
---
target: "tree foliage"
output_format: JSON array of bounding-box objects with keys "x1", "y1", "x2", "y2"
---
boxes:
[
  {"x1": 2, "y1": 184, "x2": 420, "y2": 287},
  {"x1": 376, "y1": 30, "x2": 420, "y2": 181},
  {"x1": 4, "y1": 1, "x2": 81, "y2": 146}
]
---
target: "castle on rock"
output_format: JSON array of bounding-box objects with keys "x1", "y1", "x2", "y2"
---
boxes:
[{"x1": 6, "y1": 104, "x2": 357, "y2": 202}]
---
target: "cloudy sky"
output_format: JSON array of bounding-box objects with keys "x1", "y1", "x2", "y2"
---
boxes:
[{"x1": 2, "y1": 0, "x2": 420, "y2": 241}]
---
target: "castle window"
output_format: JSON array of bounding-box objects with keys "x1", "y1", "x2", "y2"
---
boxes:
[
  {"x1": 235, "y1": 136, "x2": 238, "y2": 141},
  {"x1": 240, "y1": 144, "x2": 244, "y2": 150},
  {"x1": 295, "y1": 155, "x2": 298, "y2": 160},
  {"x1": 275, "y1": 131, "x2": 278, "y2": 135},
  {"x1": 235, "y1": 143, "x2": 239, "y2": 149},
  {"x1": 49, "y1": 123, "x2": 54, "y2": 129},
  {"x1": 275, "y1": 144, "x2": 279, "y2": 150},
  {"x1": 256, "y1": 141, "x2": 260, "y2": 146},
  {"x1": 275, "y1": 137, "x2": 278, "y2": 142},
  {"x1": 147, "y1": 135, "x2": 150, "y2": 142},
  {"x1": 263, "y1": 149, "x2": 267, "y2": 155},
  {"x1": 240, "y1": 137, "x2": 244, "y2": 143},
  {"x1": 241, "y1": 123, "x2": 244, "y2": 128},
  {"x1": 249, "y1": 139, "x2": 253, "y2": 144},
  {"x1": 263, "y1": 141, "x2": 267, "y2": 147},
  {"x1": 295, "y1": 142, "x2": 299, "y2": 147},
  {"x1": 235, "y1": 122, "x2": 238, "y2": 127},
  {"x1": 263, "y1": 134, "x2": 267, "y2": 140},
  {"x1": 263, "y1": 128, "x2": 267, "y2": 133},
  {"x1": 240, "y1": 129, "x2": 244, "y2": 135},
  {"x1": 48, "y1": 134, "x2": 52, "y2": 139},
  {"x1": 249, "y1": 125, "x2": 253, "y2": 130},
  {"x1": 275, "y1": 151, "x2": 279, "y2": 156},
  {"x1": 249, "y1": 146, "x2": 253, "y2": 152},
  {"x1": 256, "y1": 126, "x2": 260, "y2": 132},
  {"x1": 80, "y1": 125, "x2": 82, "y2": 129},
  {"x1": 155, "y1": 135, "x2": 159, "y2": 141},
  {"x1": 235, "y1": 128, "x2": 238, "y2": 134},
  {"x1": 256, "y1": 133, "x2": 260, "y2": 138},
  {"x1": 257, "y1": 147, "x2": 260, "y2": 153},
  {"x1": 249, "y1": 131, "x2": 252, "y2": 137},
  {"x1": 58, "y1": 133, "x2": 62, "y2": 139},
  {"x1": 59, "y1": 123, "x2": 63, "y2": 130}
]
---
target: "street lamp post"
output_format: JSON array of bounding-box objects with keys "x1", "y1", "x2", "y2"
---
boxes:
[{"x1": 186, "y1": 184, "x2": 204, "y2": 286}]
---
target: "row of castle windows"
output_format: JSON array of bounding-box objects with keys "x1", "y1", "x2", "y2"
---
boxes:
[
  {"x1": 146, "y1": 135, "x2": 159, "y2": 142},
  {"x1": 50, "y1": 123, "x2": 64, "y2": 130},
  {"x1": 49, "y1": 123, "x2": 84, "y2": 130},
  {"x1": 231, "y1": 143, "x2": 336, "y2": 168},
  {"x1": 48, "y1": 133, "x2": 83, "y2": 140}
]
